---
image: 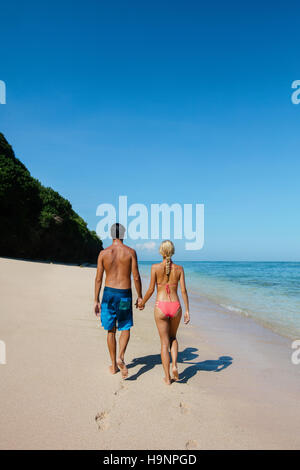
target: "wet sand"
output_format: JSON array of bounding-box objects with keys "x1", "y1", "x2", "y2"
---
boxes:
[{"x1": 0, "y1": 257, "x2": 299, "y2": 449}]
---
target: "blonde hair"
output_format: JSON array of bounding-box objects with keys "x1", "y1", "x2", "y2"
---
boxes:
[{"x1": 159, "y1": 240, "x2": 175, "y2": 279}]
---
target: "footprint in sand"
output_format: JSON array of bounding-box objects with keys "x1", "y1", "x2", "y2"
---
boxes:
[
  {"x1": 179, "y1": 402, "x2": 189, "y2": 414},
  {"x1": 114, "y1": 380, "x2": 127, "y2": 396},
  {"x1": 95, "y1": 411, "x2": 109, "y2": 430},
  {"x1": 185, "y1": 440, "x2": 198, "y2": 450}
]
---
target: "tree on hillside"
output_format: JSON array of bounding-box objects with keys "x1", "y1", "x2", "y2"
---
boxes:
[{"x1": 0, "y1": 133, "x2": 102, "y2": 263}]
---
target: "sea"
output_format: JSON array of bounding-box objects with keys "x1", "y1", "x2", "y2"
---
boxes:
[{"x1": 138, "y1": 261, "x2": 300, "y2": 339}]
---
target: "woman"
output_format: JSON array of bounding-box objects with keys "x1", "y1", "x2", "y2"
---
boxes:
[{"x1": 138, "y1": 240, "x2": 190, "y2": 385}]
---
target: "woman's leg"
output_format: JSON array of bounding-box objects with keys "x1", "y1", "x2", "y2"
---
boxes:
[
  {"x1": 169, "y1": 309, "x2": 182, "y2": 380},
  {"x1": 154, "y1": 309, "x2": 171, "y2": 384}
]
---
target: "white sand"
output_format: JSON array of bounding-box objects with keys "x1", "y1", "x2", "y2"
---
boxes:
[{"x1": 0, "y1": 257, "x2": 299, "y2": 449}]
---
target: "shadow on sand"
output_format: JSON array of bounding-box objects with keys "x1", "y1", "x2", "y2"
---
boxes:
[{"x1": 126, "y1": 347, "x2": 233, "y2": 383}]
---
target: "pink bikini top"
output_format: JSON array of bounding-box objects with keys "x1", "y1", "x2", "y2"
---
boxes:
[
  {"x1": 157, "y1": 261, "x2": 177, "y2": 302},
  {"x1": 157, "y1": 282, "x2": 177, "y2": 302}
]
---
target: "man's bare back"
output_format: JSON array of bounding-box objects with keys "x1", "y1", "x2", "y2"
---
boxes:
[
  {"x1": 94, "y1": 239, "x2": 142, "y2": 295},
  {"x1": 102, "y1": 242, "x2": 137, "y2": 289}
]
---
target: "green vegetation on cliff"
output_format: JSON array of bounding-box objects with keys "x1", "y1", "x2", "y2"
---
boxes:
[{"x1": 0, "y1": 133, "x2": 102, "y2": 263}]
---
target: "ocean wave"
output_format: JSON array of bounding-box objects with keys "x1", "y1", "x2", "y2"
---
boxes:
[{"x1": 220, "y1": 304, "x2": 248, "y2": 316}]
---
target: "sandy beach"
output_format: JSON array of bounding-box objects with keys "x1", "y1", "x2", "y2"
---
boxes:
[{"x1": 0, "y1": 257, "x2": 299, "y2": 450}]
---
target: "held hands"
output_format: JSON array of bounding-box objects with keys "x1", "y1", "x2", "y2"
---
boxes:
[
  {"x1": 94, "y1": 301, "x2": 101, "y2": 316},
  {"x1": 184, "y1": 311, "x2": 190, "y2": 324},
  {"x1": 135, "y1": 298, "x2": 145, "y2": 310}
]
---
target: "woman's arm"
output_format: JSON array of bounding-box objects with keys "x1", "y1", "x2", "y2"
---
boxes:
[
  {"x1": 180, "y1": 267, "x2": 190, "y2": 324},
  {"x1": 139, "y1": 265, "x2": 156, "y2": 308}
]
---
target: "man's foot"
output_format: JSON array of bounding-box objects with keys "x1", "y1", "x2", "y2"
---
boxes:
[
  {"x1": 109, "y1": 365, "x2": 119, "y2": 375},
  {"x1": 172, "y1": 366, "x2": 179, "y2": 381},
  {"x1": 117, "y1": 358, "x2": 128, "y2": 379},
  {"x1": 163, "y1": 377, "x2": 172, "y2": 385}
]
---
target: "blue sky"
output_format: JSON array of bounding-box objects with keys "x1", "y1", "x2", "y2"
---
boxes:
[{"x1": 1, "y1": 1, "x2": 300, "y2": 260}]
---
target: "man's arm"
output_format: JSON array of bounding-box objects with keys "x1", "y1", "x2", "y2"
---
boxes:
[
  {"x1": 131, "y1": 250, "x2": 142, "y2": 305},
  {"x1": 94, "y1": 251, "x2": 104, "y2": 315}
]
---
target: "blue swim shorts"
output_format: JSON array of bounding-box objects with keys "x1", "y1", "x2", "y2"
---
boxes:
[{"x1": 101, "y1": 286, "x2": 133, "y2": 331}]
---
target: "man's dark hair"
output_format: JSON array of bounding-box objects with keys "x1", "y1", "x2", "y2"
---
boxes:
[{"x1": 110, "y1": 223, "x2": 126, "y2": 240}]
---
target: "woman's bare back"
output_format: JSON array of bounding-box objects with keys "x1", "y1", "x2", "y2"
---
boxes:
[{"x1": 154, "y1": 262, "x2": 182, "y2": 302}]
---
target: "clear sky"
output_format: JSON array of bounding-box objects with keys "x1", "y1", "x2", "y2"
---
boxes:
[{"x1": 1, "y1": 1, "x2": 300, "y2": 260}]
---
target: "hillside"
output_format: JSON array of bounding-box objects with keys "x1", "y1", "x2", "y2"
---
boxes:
[{"x1": 0, "y1": 133, "x2": 102, "y2": 263}]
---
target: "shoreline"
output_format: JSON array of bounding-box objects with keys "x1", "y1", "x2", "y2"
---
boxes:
[
  {"x1": 188, "y1": 291, "x2": 299, "y2": 341},
  {"x1": 3, "y1": 257, "x2": 299, "y2": 340},
  {"x1": 0, "y1": 257, "x2": 300, "y2": 449},
  {"x1": 139, "y1": 263, "x2": 300, "y2": 342}
]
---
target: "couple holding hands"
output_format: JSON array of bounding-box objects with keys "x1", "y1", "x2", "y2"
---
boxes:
[{"x1": 94, "y1": 223, "x2": 190, "y2": 385}]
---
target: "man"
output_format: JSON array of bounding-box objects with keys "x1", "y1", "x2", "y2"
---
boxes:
[{"x1": 94, "y1": 223, "x2": 143, "y2": 378}]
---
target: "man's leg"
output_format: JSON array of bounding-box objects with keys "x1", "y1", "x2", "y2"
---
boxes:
[
  {"x1": 107, "y1": 326, "x2": 118, "y2": 374},
  {"x1": 117, "y1": 329, "x2": 130, "y2": 378}
]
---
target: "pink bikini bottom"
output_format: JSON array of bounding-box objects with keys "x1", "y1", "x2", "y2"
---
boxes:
[{"x1": 156, "y1": 300, "x2": 181, "y2": 318}]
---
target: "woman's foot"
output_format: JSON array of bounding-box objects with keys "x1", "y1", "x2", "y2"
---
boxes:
[
  {"x1": 109, "y1": 364, "x2": 119, "y2": 375},
  {"x1": 163, "y1": 377, "x2": 172, "y2": 385},
  {"x1": 172, "y1": 366, "x2": 179, "y2": 381},
  {"x1": 117, "y1": 358, "x2": 128, "y2": 379}
]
